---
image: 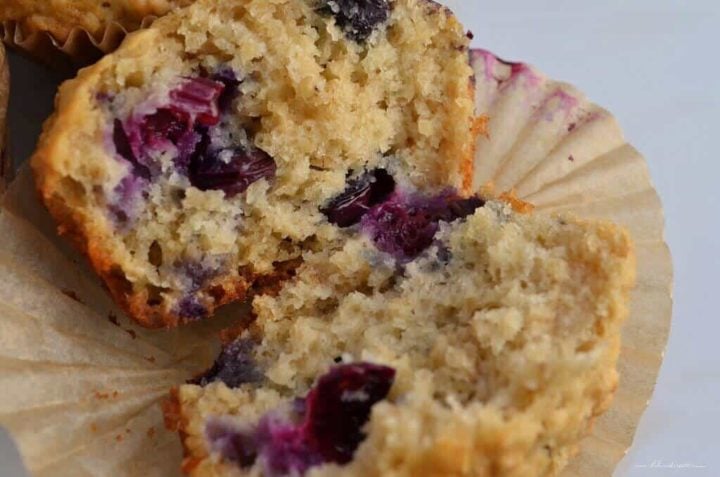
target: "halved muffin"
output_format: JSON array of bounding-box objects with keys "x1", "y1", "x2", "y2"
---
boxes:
[
  {"x1": 167, "y1": 201, "x2": 635, "y2": 477},
  {"x1": 31, "y1": 0, "x2": 478, "y2": 327}
]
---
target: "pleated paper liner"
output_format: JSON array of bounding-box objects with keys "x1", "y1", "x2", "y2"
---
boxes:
[
  {"x1": 0, "y1": 49, "x2": 672, "y2": 475},
  {"x1": 0, "y1": 42, "x2": 10, "y2": 192},
  {"x1": 0, "y1": 167, "x2": 251, "y2": 476},
  {"x1": 470, "y1": 49, "x2": 672, "y2": 476},
  {"x1": 0, "y1": 17, "x2": 156, "y2": 71}
]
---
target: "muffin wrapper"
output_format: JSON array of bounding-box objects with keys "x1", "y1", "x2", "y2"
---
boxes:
[
  {"x1": 0, "y1": 50, "x2": 672, "y2": 476},
  {"x1": 471, "y1": 49, "x2": 672, "y2": 476},
  {"x1": 0, "y1": 17, "x2": 156, "y2": 71}
]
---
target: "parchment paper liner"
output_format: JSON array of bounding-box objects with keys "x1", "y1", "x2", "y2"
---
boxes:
[
  {"x1": 471, "y1": 49, "x2": 672, "y2": 476},
  {"x1": 0, "y1": 50, "x2": 672, "y2": 476},
  {"x1": 0, "y1": 17, "x2": 156, "y2": 70}
]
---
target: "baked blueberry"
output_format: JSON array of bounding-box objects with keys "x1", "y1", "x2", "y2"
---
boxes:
[
  {"x1": 198, "y1": 363, "x2": 395, "y2": 475},
  {"x1": 362, "y1": 191, "x2": 485, "y2": 260},
  {"x1": 191, "y1": 339, "x2": 263, "y2": 388},
  {"x1": 318, "y1": 0, "x2": 391, "y2": 42},
  {"x1": 188, "y1": 146, "x2": 277, "y2": 197},
  {"x1": 321, "y1": 169, "x2": 395, "y2": 227}
]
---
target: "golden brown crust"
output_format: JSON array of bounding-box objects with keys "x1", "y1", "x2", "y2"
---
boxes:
[
  {"x1": 162, "y1": 387, "x2": 184, "y2": 433},
  {"x1": 163, "y1": 388, "x2": 204, "y2": 474},
  {"x1": 170, "y1": 389, "x2": 220, "y2": 476}
]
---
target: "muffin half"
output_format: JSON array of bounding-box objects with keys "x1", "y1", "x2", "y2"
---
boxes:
[
  {"x1": 31, "y1": 0, "x2": 478, "y2": 327},
  {"x1": 167, "y1": 201, "x2": 635, "y2": 477}
]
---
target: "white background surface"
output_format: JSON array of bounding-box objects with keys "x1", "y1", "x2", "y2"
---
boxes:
[{"x1": 2, "y1": 0, "x2": 719, "y2": 475}]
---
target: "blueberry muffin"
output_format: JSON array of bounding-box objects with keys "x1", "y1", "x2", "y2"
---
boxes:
[
  {"x1": 166, "y1": 201, "x2": 635, "y2": 476},
  {"x1": 0, "y1": 0, "x2": 192, "y2": 44},
  {"x1": 31, "y1": 0, "x2": 478, "y2": 327}
]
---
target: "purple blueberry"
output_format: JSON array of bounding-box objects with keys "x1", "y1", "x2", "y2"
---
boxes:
[
  {"x1": 434, "y1": 195, "x2": 486, "y2": 223},
  {"x1": 108, "y1": 174, "x2": 147, "y2": 224},
  {"x1": 321, "y1": 169, "x2": 395, "y2": 227},
  {"x1": 361, "y1": 192, "x2": 485, "y2": 261},
  {"x1": 199, "y1": 361, "x2": 394, "y2": 474},
  {"x1": 178, "y1": 262, "x2": 216, "y2": 290},
  {"x1": 256, "y1": 416, "x2": 323, "y2": 476},
  {"x1": 205, "y1": 418, "x2": 258, "y2": 467},
  {"x1": 109, "y1": 68, "x2": 274, "y2": 206},
  {"x1": 140, "y1": 107, "x2": 191, "y2": 147},
  {"x1": 211, "y1": 69, "x2": 242, "y2": 113},
  {"x1": 170, "y1": 77, "x2": 225, "y2": 126},
  {"x1": 176, "y1": 295, "x2": 208, "y2": 321},
  {"x1": 173, "y1": 262, "x2": 219, "y2": 319},
  {"x1": 173, "y1": 129, "x2": 203, "y2": 170},
  {"x1": 361, "y1": 194, "x2": 439, "y2": 261},
  {"x1": 190, "y1": 339, "x2": 263, "y2": 388},
  {"x1": 260, "y1": 363, "x2": 394, "y2": 473},
  {"x1": 302, "y1": 363, "x2": 395, "y2": 464},
  {"x1": 112, "y1": 119, "x2": 151, "y2": 180},
  {"x1": 189, "y1": 146, "x2": 277, "y2": 197},
  {"x1": 318, "y1": 0, "x2": 391, "y2": 42}
]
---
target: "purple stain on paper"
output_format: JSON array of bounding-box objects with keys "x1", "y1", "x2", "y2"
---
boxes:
[{"x1": 470, "y1": 49, "x2": 542, "y2": 89}]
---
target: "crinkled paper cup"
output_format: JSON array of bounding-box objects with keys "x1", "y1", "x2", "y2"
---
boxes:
[
  {"x1": 0, "y1": 49, "x2": 672, "y2": 476},
  {"x1": 0, "y1": 17, "x2": 156, "y2": 71},
  {"x1": 470, "y1": 49, "x2": 672, "y2": 476}
]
